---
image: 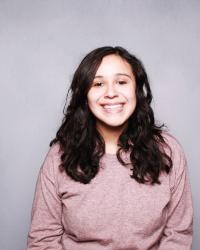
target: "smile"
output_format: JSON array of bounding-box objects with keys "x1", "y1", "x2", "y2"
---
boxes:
[{"x1": 102, "y1": 103, "x2": 124, "y2": 113}]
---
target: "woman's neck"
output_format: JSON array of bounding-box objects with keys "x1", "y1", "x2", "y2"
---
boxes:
[{"x1": 96, "y1": 122, "x2": 127, "y2": 154}]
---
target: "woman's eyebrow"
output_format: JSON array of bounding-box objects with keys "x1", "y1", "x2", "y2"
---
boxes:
[
  {"x1": 115, "y1": 73, "x2": 132, "y2": 79},
  {"x1": 94, "y1": 75, "x2": 104, "y2": 79},
  {"x1": 94, "y1": 73, "x2": 132, "y2": 79}
]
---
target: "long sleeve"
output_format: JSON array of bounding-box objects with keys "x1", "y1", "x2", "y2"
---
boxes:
[
  {"x1": 27, "y1": 148, "x2": 63, "y2": 250},
  {"x1": 158, "y1": 138, "x2": 193, "y2": 249}
]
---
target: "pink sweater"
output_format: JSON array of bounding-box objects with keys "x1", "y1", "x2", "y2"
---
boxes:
[{"x1": 27, "y1": 134, "x2": 193, "y2": 249}]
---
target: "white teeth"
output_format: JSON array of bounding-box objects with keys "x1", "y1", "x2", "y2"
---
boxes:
[{"x1": 103, "y1": 104, "x2": 123, "y2": 109}]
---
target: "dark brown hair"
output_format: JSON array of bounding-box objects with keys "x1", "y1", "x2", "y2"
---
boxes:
[{"x1": 50, "y1": 46, "x2": 172, "y2": 184}]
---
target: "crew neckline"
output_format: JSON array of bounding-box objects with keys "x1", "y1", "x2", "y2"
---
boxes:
[
  {"x1": 104, "y1": 152, "x2": 117, "y2": 156},
  {"x1": 102, "y1": 152, "x2": 118, "y2": 161}
]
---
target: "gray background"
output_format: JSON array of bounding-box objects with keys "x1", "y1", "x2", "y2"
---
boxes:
[{"x1": 0, "y1": 0, "x2": 199, "y2": 249}]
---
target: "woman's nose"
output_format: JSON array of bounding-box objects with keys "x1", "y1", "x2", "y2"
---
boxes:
[{"x1": 104, "y1": 84, "x2": 118, "y2": 99}]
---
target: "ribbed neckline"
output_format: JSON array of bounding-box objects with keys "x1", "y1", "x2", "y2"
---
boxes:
[
  {"x1": 105, "y1": 153, "x2": 116, "y2": 156},
  {"x1": 102, "y1": 153, "x2": 118, "y2": 162}
]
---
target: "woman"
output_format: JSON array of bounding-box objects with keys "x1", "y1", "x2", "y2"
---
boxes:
[{"x1": 27, "y1": 46, "x2": 193, "y2": 249}]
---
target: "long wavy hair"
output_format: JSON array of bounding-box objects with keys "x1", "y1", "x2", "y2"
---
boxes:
[{"x1": 50, "y1": 46, "x2": 172, "y2": 184}]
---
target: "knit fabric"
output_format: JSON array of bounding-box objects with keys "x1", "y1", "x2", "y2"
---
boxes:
[{"x1": 27, "y1": 134, "x2": 193, "y2": 250}]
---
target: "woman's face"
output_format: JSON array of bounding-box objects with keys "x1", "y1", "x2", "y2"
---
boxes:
[{"x1": 87, "y1": 54, "x2": 136, "y2": 131}]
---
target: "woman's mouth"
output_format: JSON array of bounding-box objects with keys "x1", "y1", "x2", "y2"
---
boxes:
[{"x1": 101, "y1": 103, "x2": 124, "y2": 113}]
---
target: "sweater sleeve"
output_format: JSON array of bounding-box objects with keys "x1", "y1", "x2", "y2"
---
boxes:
[
  {"x1": 158, "y1": 138, "x2": 193, "y2": 249},
  {"x1": 27, "y1": 147, "x2": 63, "y2": 250}
]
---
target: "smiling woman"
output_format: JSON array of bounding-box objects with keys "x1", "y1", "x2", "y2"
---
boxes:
[
  {"x1": 27, "y1": 46, "x2": 193, "y2": 250},
  {"x1": 87, "y1": 54, "x2": 137, "y2": 143}
]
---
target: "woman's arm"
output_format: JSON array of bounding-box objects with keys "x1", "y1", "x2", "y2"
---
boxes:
[
  {"x1": 27, "y1": 148, "x2": 63, "y2": 250},
  {"x1": 158, "y1": 137, "x2": 193, "y2": 249}
]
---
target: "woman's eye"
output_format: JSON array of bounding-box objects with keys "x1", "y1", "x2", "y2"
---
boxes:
[
  {"x1": 93, "y1": 82, "x2": 103, "y2": 87},
  {"x1": 117, "y1": 81, "x2": 127, "y2": 85}
]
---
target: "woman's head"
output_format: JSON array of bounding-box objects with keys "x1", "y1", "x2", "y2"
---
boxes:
[
  {"x1": 68, "y1": 46, "x2": 152, "y2": 130},
  {"x1": 87, "y1": 54, "x2": 137, "y2": 132},
  {"x1": 51, "y1": 46, "x2": 172, "y2": 185}
]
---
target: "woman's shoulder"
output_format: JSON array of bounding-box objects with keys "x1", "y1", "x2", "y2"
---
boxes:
[
  {"x1": 40, "y1": 142, "x2": 62, "y2": 176},
  {"x1": 161, "y1": 131, "x2": 188, "y2": 190},
  {"x1": 161, "y1": 131, "x2": 183, "y2": 149},
  {"x1": 161, "y1": 131, "x2": 186, "y2": 159},
  {"x1": 47, "y1": 142, "x2": 62, "y2": 157}
]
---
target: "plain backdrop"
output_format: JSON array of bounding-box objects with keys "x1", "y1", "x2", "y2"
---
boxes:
[{"x1": 0, "y1": 1, "x2": 199, "y2": 249}]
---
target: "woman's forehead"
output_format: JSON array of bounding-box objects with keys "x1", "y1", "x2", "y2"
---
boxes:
[{"x1": 95, "y1": 54, "x2": 133, "y2": 77}]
